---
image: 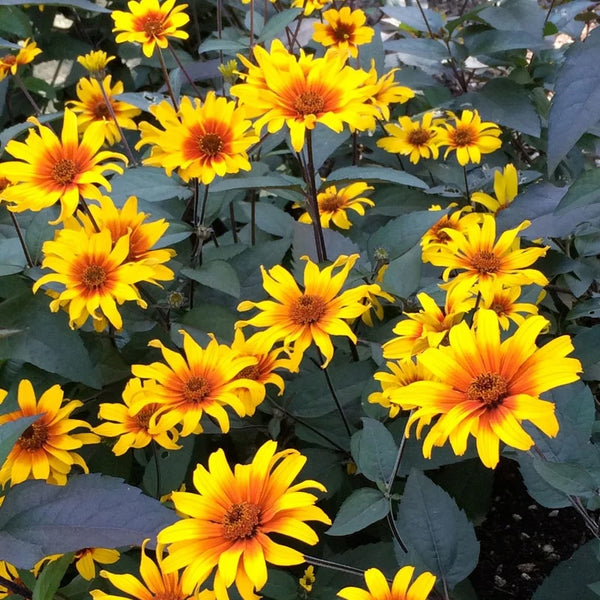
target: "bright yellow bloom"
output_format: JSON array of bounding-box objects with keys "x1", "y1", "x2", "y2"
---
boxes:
[
  {"x1": 0, "y1": 109, "x2": 126, "y2": 224},
  {"x1": 131, "y1": 330, "x2": 263, "y2": 437},
  {"x1": 312, "y1": 8, "x2": 374, "y2": 59},
  {"x1": 95, "y1": 378, "x2": 181, "y2": 455},
  {"x1": 74, "y1": 548, "x2": 120, "y2": 580},
  {"x1": 158, "y1": 441, "x2": 331, "y2": 599},
  {"x1": 360, "y1": 284, "x2": 395, "y2": 328},
  {"x1": 472, "y1": 163, "x2": 519, "y2": 214},
  {"x1": 377, "y1": 112, "x2": 442, "y2": 164},
  {"x1": 365, "y1": 66, "x2": 414, "y2": 122},
  {"x1": 296, "y1": 182, "x2": 374, "y2": 229},
  {"x1": 0, "y1": 379, "x2": 99, "y2": 486},
  {"x1": 338, "y1": 566, "x2": 436, "y2": 600},
  {"x1": 0, "y1": 39, "x2": 41, "y2": 80},
  {"x1": 67, "y1": 76, "x2": 141, "y2": 145},
  {"x1": 299, "y1": 566, "x2": 316, "y2": 593},
  {"x1": 291, "y1": 0, "x2": 329, "y2": 16},
  {"x1": 137, "y1": 93, "x2": 257, "y2": 185},
  {"x1": 391, "y1": 310, "x2": 582, "y2": 468},
  {"x1": 421, "y1": 205, "x2": 480, "y2": 258},
  {"x1": 427, "y1": 214, "x2": 548, "y2": 301},
  {"x1": 33, "y1": 228, "x2": 154, "y2": 331},
  {"x1": 0, "y1": 561, "x2": 20, "y2": 599},
  {"x1": 437, "y1": 109, "x2": 502, "y2": 165},
  {"x1": 111, "y1": 0, "x2": 190, "y2": 58},
  {"x1": 237, "y1": 254, "x2": 379, "y2": 370},
  {"x1": 230, "y1": 40, "x2": 378, "y2": 152},
  {"x1": 77, "y1": 50, "x2": 115, "y2": 77},
  {"x1": 476, "y1": 284, "x2": 539, "y2": 330}
]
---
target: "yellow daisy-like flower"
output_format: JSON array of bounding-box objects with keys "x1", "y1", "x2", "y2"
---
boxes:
[
  {"x1": 476, "y1": 284, "x2": 540, "y2": 330},
  {"x1": 131, "y1": 330, "x2": 263, "y2": 437},
  {"x1": 389, "y1": 309, "x2": 582, "y2": 468},
  {"x1": 437, "y1": 109, "x2": 502, "y2": 165},
  {"x1": 67, "y1": 75, "x2": 141, "y2": 145},
  {"x1": 32, "y1": 227, "x2": 154, "y2": 331},
  {"x1": 111, "y1": 0, "x2": 190, "y2": 58},
  {"x1": 0, "y1": 561, "x2": 20, "y2": 599},
  {"x1": 0, "y1": 109, "x2": 126, "y2": 224},
  {"x1": 95, "y1": 377, "x2": 181, "y2": 456},
  {"x1": 230, "y1": 40, "x2": 378, "y2": 152},
  {"x1": 420, "y1": 205, "x2": 479, "y2": 258},
  {"x1": 312, "y1": 8, "x2": 374, "y2": 59},
  {"x1": 0, "y1": 38, "x2": 42, "y2": 80},
  {"x1": 377, "y1": 112, "x2": 442, "y2": 164},
  {"x1": 296, "y1": 182, "x2": 374, "y2": 229},
  {"x1": 74, "y1": 548, "x2": 121, "y2": 580},
  {"x1": 157, "y1": 441, "x2": 331, "y2": 599},
  {"x1": 236, "y1": 254, "x2": 379, "y2": 370},
  {"x1": 365, "y1": 66, "x2": 415, "y2": 122},
  {"x1": 291, "y1": 0, "x2": 329, "y2": 16},
  {"x1": 77, "y1": 50, "x2": 115, "y2": 77},
  {"x1": 472, "y1": 163, "x2": 519, "y2": 214},
  {"x1": 0, "y1": 379, "x2": 99, "y2": 486},
  {"x1": 137, "y1": 93, "x2": 258, "y2": 185},
  {"x1": 338, "y1": 566, "x2": 436, "y2": 600}
]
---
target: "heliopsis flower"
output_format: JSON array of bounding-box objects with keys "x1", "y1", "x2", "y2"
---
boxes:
[
  {"x1": 338, "y1": 566, "x2": 436, "y2": 600},
  {"x1": 230, "y1": 40, "x2": 378, "y2": 152},
  {"x1": 0, "y1": 38, "x2": 41, "y2": 80},
  {"x1": 390, "y1": 309, "x2": 582, "y2": 468},
  {"x1": 137, "y1": 93, "x2": 257, "y2": 185},
  {"x1": 291, "y1": 0, "x2": 329, "y2": 16},
  {"x1": 426, "y1": 214, "x2": 548, "y2": 300},
  {"x1": 299, "y1": 566, "x2": 316, "y2": 593},
  {"x1": 131, "y1": 330, "x2": 263, "y2": 436},
  {"x1": 0, "y1": 109, "x2": 126, "y2": 224},
  {"x1": 296, "y1": 182, "x2": 374, "y2": 229},
  {"x1": 476, "y1": 284, "x2": 540, "y2": 329},
  {"x1": 157, "y1": 441, "x2": 331, "y2": 599},
  {"x1": 312, "y1": 8, "x2": 374, "y2": 59},
  {"x1": 32, "y1": 227, "x2": 155, "y2": 331},
  {"x1": 377, "y1": 112, "x2": 442, "y2": 164},
  {"x1": 95, "y1": 377, "x2": 181, "y2": 455},
  {"x1": 67, "y1": 76, "x2": 141, "y2": 145},
  {"x1": 472, "y1": 163, "x2": 519, "y2": 214},
  {"x1": 74, "y1": 548, "x2": 120, "y2": 580},
  {"x1": 0, "y1": 561, "x2": 20, "y2": 599},
  {"x1": 77, "y1": 50, "x2": 115, "y2": 77},
  {"x1": 360, "y1": 283, "x2": 395, "y2": 327},
  {"x1": 111, "y1": 0, "x2": 190, "y2": 58},
  {"x1": 421, "y1": 204, "x2": 479, "y2": 258},
  {"x1": 437, "y1": 109, "x2": 502, "y2": 165},
  {"x1": 364, "y1": 65, "x2": 415, "y2": 121},
  {"x1": 0, "y1": 379, "x2": 99, "y2": 486},
  {"x1": 237, "y1": 254, "x2": 379, "y2": 370}
]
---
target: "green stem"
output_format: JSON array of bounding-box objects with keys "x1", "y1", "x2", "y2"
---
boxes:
[
  {"x1": 303, "y1": 555, "x2": 370, "y2": 579},
  {"x1": 167, "y1": 44, "x2": 203, "y2": 98},
  {"x1": 8, "y1": 209, "x2": 33, "y2": 268},
  {"x1": 152, "y1": 440, "x2": 162, "y2": 499},
  {"x1": 157, "y1": 46, "x2": 179, "y2": 110},
  {"x1": 13, "y1": 73, "x2": 43, "y2": 117}
]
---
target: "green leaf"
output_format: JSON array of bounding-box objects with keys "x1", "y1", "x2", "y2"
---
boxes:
[
  {"x1": 532, "y1": 459, "x2": 599, "y2": 496},
  {"x1": 555, "y1": 168, "x2": 600, "y2": 212},
  {"x1": 0, "y1": 415, "x2": 40, "y2": 468},
  {"x1": 478, "y1": 0, "x2": 546, "y2": 36},
  {"x1": 466, "y1": 29, "x2": 547, "y2": 54},
  {"x1": 0, "y1": 7, "x2": 32, "y2": 39},
  {"x1": 547, "y1": 27, "x2": 600, "y2": 173},
  {"x1": 383, "y1": 245, "x2": 423, "y2": 298},
  {"x1": 379, "y1": 6, "x2": 444, "y2": 32},
  {"x1": 327, "y1": 166, "x2": 428, "y2": 190},
  {"x1": 198, "y1": 38, "x2": 249, "y2": 54},
  {"x1": 33, "y1": 553, "x2": 74, "y2": 600},
  {"x1": 0, "y1": 0, "x2": 110, "y2": 11},
  {"x1": 0, "y1": 238, "x2": 27, "y2": 276},
  {"x1": 351, "y1": 418, "x2": 398, "y2": 485},
  {"x1": 236, "y1": 201, "x2": 295, "y2": 238},
  {"x1": 181, "y1": 260, "x2": 241, "y2": 298},
  {"x1": 0, "y1": 474, "x2": 177, "y2": 568},
  {"x1": 177, "y1": 303, "x2": 237, "y2": 342},
  {"x1": 209, "y1": 173, "x2": 303, "y2": 193},
  {"x1": 257, "y1": 8, "x2": 302, "y2": 43},
  {"x1": 572, "y1": 325, "x2": 600, "y2": 381},
  {"x1": 385, "y1": 38, "x2": 449, "y2": 74},
  {"x1": 24, "y1": 211, "x2": 55, "y2": 265},
  {"x1": 327, "y1": 488, "x2": 389, "y2": 536},
  {"x1": 395, "y1": 469, "x2": 480, "y2": 588},
  {"x1": 143, "y1": 435, "x2": 195, "y2": 498},
  {"x1": 107, "y1": 166, "x2": 192, "y2": 203}
]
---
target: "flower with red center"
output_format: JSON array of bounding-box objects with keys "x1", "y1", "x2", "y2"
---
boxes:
[
  {"x1": 472, "y1": 163, "x2": 519, "y2": 214},
  {"x1": 312, "y1": 7, "x2": 374, "y2": 59},
  {"x1": 111, "y1": 0, "x2": 190, "y2": 58},
  {"x1": 388, "y1": 309, "x2": 582, "y2": 468},
  {"x1": 0, "y1": 109, "x2": 126, "y2": 224},
  {"x1": 0, "y1": 379, "x2": 99, "y2": 486},
  {"x1": 364, "y1": 65, "x2": 415, "y2": 121},
  {"x1": 420, "y1": 205, "x2": 480, "y2": 258},
  {"x1": 0, "y1": 38, "x2": 41, "y2": 80},
  {"x1": 157, "y1": 441, "x2": 331, "y2": 599},
  {"x1": 476, "y1": 284, "x2": 540, "y2": 330}
]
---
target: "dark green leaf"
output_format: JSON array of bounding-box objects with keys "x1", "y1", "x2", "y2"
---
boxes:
[
  {"x1": 465, "y1": 30, "x2": 548, "y2": 54},
  {"x1": 210, "y1": 173, "x2": 303, "y2": 193},
  {"x1": 385, "y1": 38, "x2": 449, "y2": 74},
  {"x1": 351, "y1": 418, "x2": 398, "y2": 485},
  {"x1": 143, "y1": 435, "x2": 195, "y2": 498},
  {"x1": 532, "y1": 459, "x2": 599, "y2": 496},
  {"x1": 379, "y1": 6, "x2": 444, "y2": 32},
  {"x1": 292, "y1": 222, "x2": 361, "y2": 267},
  {"x1": 327, "y1": 488, "x2": 388, "y2": 536},
  {"x1": 0, "y1": 7, "x2": 32, "y2": 39},
  {"x1": 178, "y1": 303, "x2": 237, "y2": 342},
  {"x1": 383, "y1": 245, "x2": 423, "y2": 298},
  {"x1": 572, "y1": 325, "x2": 600, "y2": 381},
  {"x1": 555, "y1": 168, "x2": 600, "y2": 212},
  {"x1": 327, "y1": 166, "x2": 428, "y2": 190},
  {"x1": 107, "y1": 166, "x2": 192, "y2": 203},
  {"x1": 479, "y1": 0, "x2": 546, "y2": 36},
  {"x1": 33, "y1": 553, "x2": 74, "y2": 600},
  {"x1": 1, "y1": 0, "x2": 109, "y2": 11},
  {"x1": 0, "y1": 416, "x2": 40, "y2": 468},
  {"x1": 0, "y1": 238, "x2": 27, "y2": 276},
  {"x1": 257, "y1": 9, "x2": 302, "y2": 43},
  {"x1": 198, "y1": 38, "x2": 249, "y2": 54},
  {"x1": 236, "y1": 201, "x2": 295, "y2": 238},
  {"x1": 181, "y1": 260, "x2": 241, "y2": 298}
]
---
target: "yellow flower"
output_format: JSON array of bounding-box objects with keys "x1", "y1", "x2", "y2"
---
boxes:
[
  {"x1": 365, "y1": 65, "x2": 414, "y2": 122},
  {"x1": 74, "y1": 548, "x2": 120, "y2": 580},
  {"x1": 291, "y1": 0, "x2": 329, "y2": 16},
  {"x1": 437, "y1": 109, "x2": 502, "y2": 165},
  {"x1": 230, "y1": 40, "x2": 378, "y2": 152},
  {"x1": 420, "y1": 205, "x2": 479, "y2": 258},
  {"x1": 111, "y1": 0, "x2": 190, "y2": 58},
  {"x1": 0, "y1": 379, "x2": 99, "y2": 486},
  {"x1": 389, "y1": 309, "x2": 582, "y2": 468},
  {"x1": 95, "y1": 378, "x2": 181, "y2": 455},
  {"x1": 137, "y1": 93, "x2": 258, "y2": 185},
  {"x1": 377, "y1": 112, "x2": 442, "y2": 164},
  {"x1": 237, "y1": 254, "x2": 378, "y2": 370},
  {"x1": 299, "y1": 565, "x2": 316, "y2": 593},
  {"x1": 338, "y1": 566, "x2": 436, "y2": 600},
  {"x1": 476, "y1": 284, "x2": 540, "y2": 329},
  {"x1": 131, "y1": 330, "x2": 263, "y2": 436},
  {"x1": 296, "y1": 182, "x2": 374, "y2": 229},
  {"x1": 67, "y1": 76, "x2": 141, "y2": 145},
  {"x1": 77, "y1": 50, "x2": 115, "y2": 77},
  {"x1": 157, "y1": 441, "x2": 331, "y2": 599},
  {"x1": 312, "y1": 8, "x2": 374, "y2": 59},
  {"x1": 0, "y1": 109, "x2": 126, "y2": 224},
  {"x1": 472, "y1": 163, "x2": 519, "y2": 214},
  {"x1": 0, "y1": 38, "x2": 41, "y2": 80},
  {"x1": 32, "y1": 227, "x2": 154, "y2": 331}
]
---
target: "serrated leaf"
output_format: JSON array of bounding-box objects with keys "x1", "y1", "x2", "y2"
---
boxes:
[
  {"x1": 327, "y1": 488, "x2": 388, "y2": 536},
  {"x1": 327, "y1": 166, "x2": 428, "y2": 189},
  {"x1": 0, "y1": 416, "x2": 41, "y2": 468},
  {"x1": 351, "y1": 418, "x2": 398, "y2": 485},
  {"x1": 0, "y1": 474, "x2": 178, "y2": 568},
  {"x1": 33, "y1": 553, "x2": 73, "y2": 600},
  {"x1": 181, "y1": 260, "x2": 241, "y2": 298},
  {"x1": 0, "y1": 0, "x2": 109, "y2": 11}
]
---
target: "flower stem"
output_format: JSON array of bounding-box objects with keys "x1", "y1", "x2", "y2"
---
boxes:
[
  {"x1": 151, "y1": 440, "x2": 162, "y2": 499},
  {"x1": 303, "y1": 130, "x2": 327, "y2": 262},
  {"x1": 80, "y1": 198, "x2": 101, "y2": 233},
  {"x1": 13, "y1": 73, "x2": 43, "y2": 117},
  {"x1": 0, "y1": 575, "x2": 32, "y2": 599},
  {"x1": 463, "y1": 165, "x2": 472, "y2": 204},
  {"x1": 157, "y1": 46, "x2": 179, "y2": 110},
  {"x1": 167, "y1": 44, "x2": 203, "y2": 98},
  {"x1": 303, "y1": 555, "x2": 369, "y2": 578},
  {"x1": 313, "y1": 353, "x2": 352, "y2": 437},
  {"x1": 7, "y1": 209, "x2": 33, "y2": 268}
]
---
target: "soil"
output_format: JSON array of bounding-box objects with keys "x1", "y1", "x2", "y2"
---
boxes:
[{"x1": 470, "y1": 459, "x2": 594, "y2": 600}]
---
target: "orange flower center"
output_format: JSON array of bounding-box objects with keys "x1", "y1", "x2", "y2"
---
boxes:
[
  {"x1": 319, "y1": 193, "x2": 344, "y2": 212},
  {"x1": 18, "y1": 422, "x2": 49, "y2": 451},
  {"x1": 135, "y1": 405, "x2": 157, "y2": 429},
  {"x1": 93, "y1": 100, "x2": 111, "y2": 120},
  {"x1": 237, "y1": 364, "x2": 262, "y2": 381},
  {"x1": 290, "y1": 294, "x2": 327, "y2": 325},
  {"x1": 142, "y1": 16, "x2": 165, "y2": 37},
  {"x1": 198, "y1": 133, "x2": 224, "y2": 157},
  {"x1": 74, "y1": 548, "x2": 91, "y2": 559},
  {"x1": 466, "y1": 372, "x2": 509, "y2": 407},
  {"x1": 491, "y1": 301, "x2": 508, "y2": 316},
  {"x1": 450, "y1": 124, "x2": 476, "y2": 147},
  {"x1": 52, "y1": 158, "x2": 79, "y2": 185},
  {"x1": 222, "y1": 501, "x2": 262, "y2": 541},
  {"x1": 429, "y1": 219, "x2": 455, "y2": 244},
  {"x1": 294, "y1": 91, "x2": 325, "y2": 116},
  {"x1": 2, "y1": 55, "x2": 17, "y2": 67},
  {"x1": 153, "y1": 592, "x2": 184, "y2": 600},
  {"x1": 471, "y1": 250, "x2": 501, "y2": 274},
  {"x1": 82, "y1": 264, "x2": 108, "y2": 289},
  {"x1": 0, "y1": 176, "x2": 10, "y2": 193},
  {"x1": 332, "y1": 23, "x2": 354, "y2": 41},
  {"x1": 183, "y1": 376, "x2": 210, "y2": 403},
  {"x1": 408, "y1": 127, "x2": 432, "y2": 146}
]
